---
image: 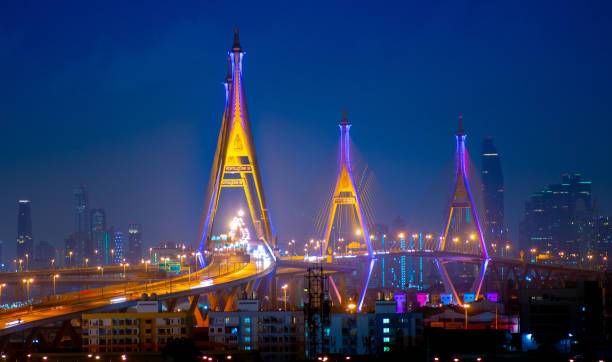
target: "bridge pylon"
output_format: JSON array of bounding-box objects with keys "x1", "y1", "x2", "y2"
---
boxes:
[
  {"x1": 436, "y1": 116, "x2": 489, "y2": 304},
  {"x1": 196, "y1": 28, "x2": 275, "y2": 263},
  {"x1": 322, "y1": 108, "x2": 373, "y2": 258}
]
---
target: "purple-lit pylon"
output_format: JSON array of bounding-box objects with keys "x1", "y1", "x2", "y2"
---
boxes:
[{"x1": 436, "y1": 116, "x2": 489, "y2": 304}]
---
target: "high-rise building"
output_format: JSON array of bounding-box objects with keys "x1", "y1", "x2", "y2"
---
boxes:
[
  {"x1": 36, "y1": 240, "x2": 56, "y2": 267},
  {"x1": 127, "y1": 223, "x2": 143, "y2": 264},
  {"x1": 17, "y1": 200, "x2": 34, "y2": 264},
  {"x1": 112, "y1": 231, "x2": 125, "y2": 264},
  {"x1": 73, "y1": 185, "x2": 92, "y2": 261},
  {"x1": 0, "y1": 240, "x2": 3, "y2": 266},
  {"x1": 480, "y1": 137, "x2": 508, "y2": 256},
  {"x1": 90, "y1": 207, "x2": 106, "y2": 264},
  {"x1": 596, "y1": 216, "x2": 612, "y2": 269},
  {"x1": 520, "y1": 172, "x2": 594, "y2": 258}
]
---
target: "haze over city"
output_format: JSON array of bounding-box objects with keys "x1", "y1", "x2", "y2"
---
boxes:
[{"x1": 1, "y1": 0, "x2": 611, "y2": 257}]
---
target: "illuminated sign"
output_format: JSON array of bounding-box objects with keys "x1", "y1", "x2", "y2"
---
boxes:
[
  {"x1": 221, "y1": 179, "x2": 243, "y2": 186},
  {"x1": 440, "y1": 294, "x2": 453, "y2": 305},
  {"x1": 416, "y1": 293, "x2": 429, "y2": 307},
  {"x1": 334, "y1": 197, "x2": 356, "y2": 204},
  {"x1": 486, "y1": 293, "x2": 498, "y2": 302},
  {"x1": 463, "y1": 293, "x2": 475, "y2": 303},
  {"x1": 224, "y1": 166, "x2": 252, "y2": 172}
]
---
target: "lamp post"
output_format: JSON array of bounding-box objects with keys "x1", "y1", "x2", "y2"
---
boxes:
[
  {"x1": 348, "y1": 303, "x2": 357, "y2": 314},
  {"x1": 19, "y1": 259, "x2": 23, "y2": 272},
  {"x1": 149, "y1": 247, "x2": 152, "y2": 261},
  {"x1": 85, "y1": 258, "x2": 89, "y2": 268},
  {"x1": 0, "y1": 283, "x2": 6, "y2": 305},
  {"x1": 25, "y1": 254, "x2": 29, "y2": 271},
  {"x1": 98, "y1": 266, "x2": 104, "y2": 279},
  {"x1": 51, "y1": 259, "x2": 55, "y2": 268},
  {"x1": 13, "y1": 259, "x2": 17, "y2": 272},
  {"x1": 110, "y1": 249, "x2": 115, "y2": 265},
  {"x1": 68, "y1": 251, "x2": 73, "y2": 266},
  {"x1": 53, "y1": 274, "x2": 59, "y2": 296},
  {"x1": 463, "y1": 304, "x2": 470, "y2": 330},
  {"x1": 281, "y1": 284, "x2": 288, "y2": 311},
  {"x1": 23, "y1": 278, "x2": 34, "y2": 301}
]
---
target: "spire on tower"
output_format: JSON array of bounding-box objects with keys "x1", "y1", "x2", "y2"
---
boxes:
[
  {"x1": 340, "y1": 107, "x2": 350, "y2": 126},
  {"x1": 457, "y1": 115, "x2": 465, "y2": 135},
  {"x1": 232, "y1": 26, "x2": 242, "y2": 52}
]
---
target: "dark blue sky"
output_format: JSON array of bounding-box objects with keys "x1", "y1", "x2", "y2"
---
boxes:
[{"x1": 1, "y1": 0, "x2": 611, "y2": 259}]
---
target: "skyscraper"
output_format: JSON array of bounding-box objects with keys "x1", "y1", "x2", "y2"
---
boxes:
[
  {"x1": 520, "y1": 172, "x2": 593, "y2": 257},
  {"x1": 127, "y1": 223, "x2": 143, "y2": 264},
  {"x1": 73, "y1": 185, "x2": 92, "y2": 263},
  {"x1": 112, "y1": 231, "x2": 125, "y2": 264},
  {"x1": 480, "y1": 137, "x2": 507, "y2": 256},
  {"x1": 90, "y1": 207, "x2": 106, "y2": 264},
  {"x1": 36, "y1": 240, "x2": 56, "y2": 267},
  {"x1": 17, "y1": 200, "x2": 34, "y2": 264}
]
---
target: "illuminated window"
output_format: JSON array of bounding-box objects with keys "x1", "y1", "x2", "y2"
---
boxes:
[
  {"x1": 383, "y1": 346, "x2": 390, "y2": 352},
  {"x1": 383, "y1": 318, "x2": 390, "y2": 324},
  {"x1": 244, "y1": 337, "x2": 251, "y2": 342},
  {"x1": 383, "y1": 328, "x2": 390, "y2": 334},
  {"x1": 245, "y1": 327, "x2": 251, "y2": 333},
  {"x1": 383, "y1": 337, "x2": 390, "y2": 343},
  {"x1": 245, "y1": 346, "x2": 251, "y2": 350},
  {"x1": 244, "y1": 318, "x2": 251, "y2": 324}
]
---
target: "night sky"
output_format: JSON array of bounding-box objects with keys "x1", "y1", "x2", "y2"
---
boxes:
[{"x1": 1, "y1": 0, "x2": 611, "y2": 260}]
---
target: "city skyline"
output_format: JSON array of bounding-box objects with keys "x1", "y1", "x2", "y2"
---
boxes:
[{"x1": 1, "y1": 1, "x2": 612, "y2": 260}]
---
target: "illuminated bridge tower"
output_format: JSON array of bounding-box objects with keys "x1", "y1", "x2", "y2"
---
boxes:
[
  {"x1": 322, "y1": 109, "x2": 373, "y2": 258},
  {"x1": 436, "y1": 116, "x2": 489, "y2": 304},
  {"x1": 196, "y1": 28, "x2": 275, "y2": 264},
  {"x1": 322, "y1": 109, "x2": 373, "y2": 311}
]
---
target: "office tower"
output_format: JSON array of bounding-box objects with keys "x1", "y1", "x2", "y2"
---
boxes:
[
  {"x1": 112, "y1": 231, "x2": 125, "y2": 264},
  {"x1": 73, "y1": 185, "x2": 92, "y2": 261},
  {"x1": 480, "y1": 137, "x2": 507, "y2": 256},
  {"x1": 64, "y1": 234, "x2": 76, "y2": 266},
  {"x1": 520, "y1": 172, "x2": 594, "y2": 257},
  {"x1": 103, "y1": 228, "x2": 114, "y2": 265},
  {"x1": 127, "y1": 223, "x2": 143, "y2": 263},
  {"x1": 0, "y1": 240, "x2": 3, "y2": 266},
  {"x1": 90, "y1": 207, "x2": 106, "y2": 263},
  {"x1": 16, "y1": 200, "x2": 34, "y2": 264},
  {"x1": 36, "y1": 240, "x2": 56, "y2": 267},
  {"x1": 596, "y1": 216, "x2": 612, "y2": 268}
]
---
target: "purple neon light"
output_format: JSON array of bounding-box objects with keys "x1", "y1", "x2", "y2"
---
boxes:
[
  {"x1": 358, "y1": 258, "x2": 375, "y2": 311},
  {"x1": 458, "y1": 134, "x2": 489, "y2": 259}
]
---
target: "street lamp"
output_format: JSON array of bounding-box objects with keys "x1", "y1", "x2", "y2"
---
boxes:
[
  {"x1": 19, "y1": 259, "x2": 23, "y2": 272},
  {"x1": 22, "y1": 278, "x2": 34, "y2": 301},
  {"x1": 110, "y1": 249, "x2": 115, "y2": 265},
  {"x1": 0, "y1": 283, "x2": 6, "y2": 305},
  {"x1": 281, "y1": 284, "x2": 289, "y2": 311},
  {"x1": 85, "y1": 258, "x2": 89, "y2": 268},
  {"x1": 68, "y1": 251, "x2": 73, "y2": 266},
  {"x1": 348, "y1": 303, "x2": 357, "y2": 314},
  {"x1": 51, "y1": 259, "x2": 55, "y2": 268},
  {"x1": 53, "y1": 274, "x2": 59, "y2": 296},
  {"x1": 25, "y1": 254, "x2": 29, "y2": 271},
  {"x1": 98, "y1": 266, "x2": 104, "y2": 279},
  {"x1": 463, "y1": 304, "x2": 470, "y2": 330}
]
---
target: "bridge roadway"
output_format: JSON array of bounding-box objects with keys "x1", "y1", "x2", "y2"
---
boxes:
[
  {"x1": 327, "y1": 249, "x2": 603, "y2": 277},
  {"x1": 0, "y1": 257, "x2": 274, "y2": 337}
]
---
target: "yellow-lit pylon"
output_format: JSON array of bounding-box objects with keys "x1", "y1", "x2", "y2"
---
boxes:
[
  {"x1": 196, "y1": 28, "x2": 275, "y2": 259},
  {"x1": 322, "y1": 109, "x2": 373, "y2": 258}
]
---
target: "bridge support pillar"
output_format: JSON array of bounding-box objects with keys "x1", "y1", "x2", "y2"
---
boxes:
[
  {"x1": 188, "y1": 295, "x2": 206, "y2": 327},
  {"x1": 289, "y1": 276, "x2": 300, "y2": 309},
  {"x1": 163, "y1": 298, "x2": 178, "y2": 312},
  {"x1": 340, "y1": 274, "x2": 346, "y2": 306},
  {"x1": 270, "y1": 275, "x2": 277, "y2": 309}
]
